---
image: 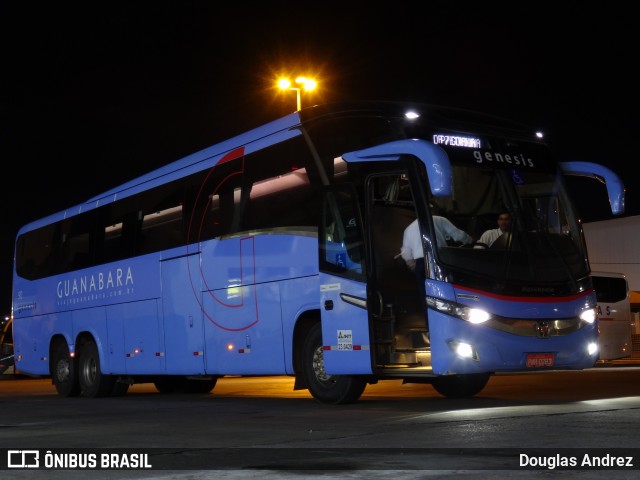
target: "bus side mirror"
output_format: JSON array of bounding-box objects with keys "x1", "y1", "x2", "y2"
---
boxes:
[{"x1": 560, "y1": 161, "x2": 625, "y2": 215}]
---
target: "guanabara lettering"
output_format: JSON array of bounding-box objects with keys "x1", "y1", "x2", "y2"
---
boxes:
[{"x1": 56, "y1": 267, "x2": 134, "y2": 298}]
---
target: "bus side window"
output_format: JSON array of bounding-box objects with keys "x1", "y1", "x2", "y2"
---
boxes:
[
  {"x1": 15, "y1": 223, "x2": 58, "y2": 279},
  {"x1": 202, "y1": 189, "x2": 235, "y2": 238},
  {"x1": 592, "y1": 275, "x2": 627, "y2": 303},
  {"x1": 321, "y1": 187, "x2": 365, "y2": 275},
  {"x1": 140, "y1": 204, "x2": 183, "y2": 253},
  {"x1": 187, "y1": 157, "x2": 244, "y2": 241},
  {"x1": 240, "y1": 137, "x2": 319, "y2": 232},
  {"x1": 61, "y1": 214, "x2": 94, "y2": 271}
]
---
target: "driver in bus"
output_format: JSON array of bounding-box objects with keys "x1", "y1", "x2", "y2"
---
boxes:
[{"x1": 474, "y1": 211, "x2": 511, "y2": 248}]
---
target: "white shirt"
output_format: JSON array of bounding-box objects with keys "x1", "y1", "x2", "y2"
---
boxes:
[
  {"x1": 477, "y1": 228, "x2": 505, "y2": 247},
  {"x1": 401, "y1": 217, "x2": 473, "y2": 262},
  {"x1": 401, "y1": 219, "x2": 423, "y2": 261}
]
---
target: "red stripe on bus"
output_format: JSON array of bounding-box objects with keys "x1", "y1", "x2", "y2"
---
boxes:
[{"x1": 455, "y1": 285, "x2": 594, "y2": 303}]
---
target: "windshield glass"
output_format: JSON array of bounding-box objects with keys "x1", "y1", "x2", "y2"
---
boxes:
[
  {"x1": 301, "y1": 102, "x2": 590, "y2": 295},
  {"x1": 431, "y1": 162, "x2": 587, "y2": 293}
]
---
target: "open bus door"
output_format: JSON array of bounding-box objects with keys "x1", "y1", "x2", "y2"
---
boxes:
[
  {"x1": 297, "y1": 184, "x2": 372, "y2": 404},
  {"x1": 318, "y1": 184, "x2": 373, "y2": 375}
]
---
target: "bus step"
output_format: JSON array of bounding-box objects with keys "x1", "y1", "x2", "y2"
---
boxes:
[
  {"x1": 389, "y1": 350, "x2": 419, "y2": 364},
  {"x1": 381, "y1": 363, "x2": 421, "y2": 368}
]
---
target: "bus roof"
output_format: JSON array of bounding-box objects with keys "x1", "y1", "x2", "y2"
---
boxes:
[
  {"x1": 18, "y1": 111, "x2": 303, "y2": 234},
  {"x1": 17, "y1": 101, "x2": 537, "y2": 235}
]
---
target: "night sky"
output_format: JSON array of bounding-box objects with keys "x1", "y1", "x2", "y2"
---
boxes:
[{"x1": 1, "y1": 2, "x2": 637, "y2": 314}]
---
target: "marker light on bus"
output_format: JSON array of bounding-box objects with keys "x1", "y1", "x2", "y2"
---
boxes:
[
  {"x1": 587, "y1": 342, "x2": 598, "y2": 356},
  {"x1": 426, "y1": 297, "x2": 491, "y2": 324}
]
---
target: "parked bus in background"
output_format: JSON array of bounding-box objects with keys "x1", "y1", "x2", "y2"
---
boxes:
[
  {"x1": 11, "y1": 102, "x2": 625, "y2": 403},
  {"x1": 0, "y1": 315, "x2": 13, "y2": 375},
  {"x1": 583, "y1": 215, "x2": 640, "y2": 311},
  {"x1": 591, "y1": 271, "x2": 633, "y2": 360}
]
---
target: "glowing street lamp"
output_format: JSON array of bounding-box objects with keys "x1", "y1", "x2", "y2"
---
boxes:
[{"x1": 277, "y1": 76, "x2": 317, "y2": 111}]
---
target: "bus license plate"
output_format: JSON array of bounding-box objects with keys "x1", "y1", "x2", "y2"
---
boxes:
[{"x1": 526, "y1": 353, "x2": 554, "y2": 368}]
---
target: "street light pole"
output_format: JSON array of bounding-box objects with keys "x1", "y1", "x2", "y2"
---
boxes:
[
  {"x1": 293, "y1": 87, "x2": 301, "y2": 112},
  {"x1": 277, "y1": 76, "x2": 317, "y2": 112}
]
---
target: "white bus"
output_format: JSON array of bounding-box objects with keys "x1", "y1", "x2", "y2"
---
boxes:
[{"x1": 592, "y1": 271, "x2": 633, "y2": 360}]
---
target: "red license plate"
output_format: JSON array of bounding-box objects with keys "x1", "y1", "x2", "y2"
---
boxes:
[{"x1": 526, "y1": 353, "x2": 555, "y2": 368}]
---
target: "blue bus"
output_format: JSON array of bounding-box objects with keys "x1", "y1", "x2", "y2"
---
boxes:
[{"x1": 11, "y1": 102, "x2": 624, "y2": 403}]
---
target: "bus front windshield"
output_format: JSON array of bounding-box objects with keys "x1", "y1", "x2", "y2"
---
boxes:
[
  {"x1": 300, "y1": 103, "x2": 591, "y2": 296},
  {"x1": 427, "y1": 162, "x2": 587, "y2": 295}
]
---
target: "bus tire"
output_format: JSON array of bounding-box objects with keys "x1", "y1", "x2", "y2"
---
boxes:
[
  {"x1": 431, "y1": 372, "x2": 491, "y2": 398},
  {"x1": 51, "y1": 341, "x2": 80, "y2": 397},
  {"x1": 154, "y1": 376, "x2": 185, "y2": 393},
  {"x1": 302, "y1": 323, "x2": 366, "y2": 405},
  {"x1": 182, "y1": 378, "x2": 217, "y2": 394},
  {"x1": 78, "y1": 339, "x2": 116, "y2": 398}
]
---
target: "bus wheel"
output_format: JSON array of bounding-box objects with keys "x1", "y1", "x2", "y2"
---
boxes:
[
  {"x1": 182, "y1": 378, "x2": 217, "y2": 394},
  {"x1": 78, "y1": 339, "x2": 116, "y2": 398},
  {"x1": 302, "y1": 323, "x2": 366, "y2": 405},
  {"x1": 154, "y1": 376, "x2": 186, "y2": 393},
  {"x1": 431, "y1": 372, "x2": 491, "y2": 398},
  {"x1": 51, "y1": 341, "x2": 80, "y2": 397}
]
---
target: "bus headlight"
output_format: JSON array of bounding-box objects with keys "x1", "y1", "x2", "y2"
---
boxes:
[
  {"x1": 579, "y1": 308, "x2": 597, "y2": 324},
  {"x1": 587, "y1": 342, "x2": 598, "y2": 356},
  {"x1": 426, "y1": 297, "x2": 491, "y2": 324}
]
